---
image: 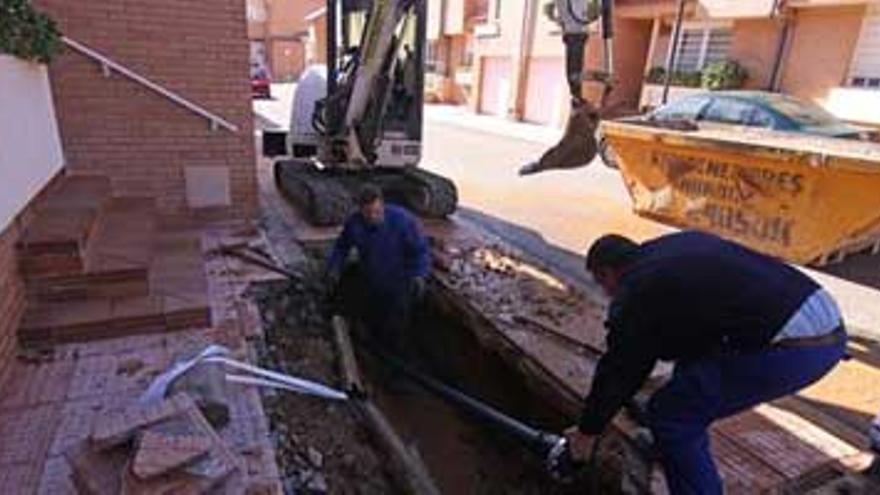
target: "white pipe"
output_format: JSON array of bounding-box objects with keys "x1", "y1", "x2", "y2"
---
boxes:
[
  {"x1": 226, "y1": 374, "x2": 348, "y2": 401},
  {"x1": 204, "y1": 355, "x2": 348, "y2": 401},
  {"x1": 62, "y1": 37, "x2": 239, "y2": 133}
]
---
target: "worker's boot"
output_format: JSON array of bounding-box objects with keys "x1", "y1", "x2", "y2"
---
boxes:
[{"x1": 518, "y1": 101, "x2": 600, "y2": 176}]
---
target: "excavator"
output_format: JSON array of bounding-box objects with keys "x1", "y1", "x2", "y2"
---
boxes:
[{"x1": 264, "y1": 0, "x2": 614, "y2": 226}]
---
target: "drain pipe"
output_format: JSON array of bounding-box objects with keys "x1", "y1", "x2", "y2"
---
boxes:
[
  {"x1": 363, "y1": 342, "x2": 583, "y2": 480},
  {"x1": 373, "y1": 344, "x2": 560, "y2": 453}
]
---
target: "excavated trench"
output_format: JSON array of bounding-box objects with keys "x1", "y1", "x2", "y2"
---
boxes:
[{"x1": 249, "y1": 253, "x2": 605, "y2": 494}]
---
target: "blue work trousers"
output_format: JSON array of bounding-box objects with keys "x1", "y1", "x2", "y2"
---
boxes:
[{"x1": 647, "y1": 336, "x2": 846, "y2": 494}]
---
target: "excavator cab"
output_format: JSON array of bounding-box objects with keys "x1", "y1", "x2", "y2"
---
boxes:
[
  {"x1": 317, "y1": 0, "x2": 426, "y2": 167},
  {"x1": 268, "y1": 0, "x2": 457, "y2": 226}
]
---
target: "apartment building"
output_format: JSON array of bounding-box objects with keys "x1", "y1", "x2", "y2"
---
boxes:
[{"x1": 247, "y1": 0, "x2": 325, "y2": 80}]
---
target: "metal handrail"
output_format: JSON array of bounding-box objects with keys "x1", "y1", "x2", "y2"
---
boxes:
[{"x1": 62, "y1": 37, "x2": 239, "y2": 133}]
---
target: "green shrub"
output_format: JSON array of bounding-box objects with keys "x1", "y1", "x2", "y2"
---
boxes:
[
  {"x1": 0, "y1": 0, "x2": 62, "y2": 63},
  {"x1": 672, "y1": 70, "x2": 702, "y2": 88},
  {"x1": 645, "y1": 67, "x2": 666, "y2": 84},
  {"x1": 645, "y1": 67, "x2": 702, "y2": 88},
  {"x1": 701, "y1": 59, "x2": 747, "y2": 90}
]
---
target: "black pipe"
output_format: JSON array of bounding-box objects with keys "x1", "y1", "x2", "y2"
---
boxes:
[{"x1": 367, "y1": 345, "x2": 560, "y2": 455}]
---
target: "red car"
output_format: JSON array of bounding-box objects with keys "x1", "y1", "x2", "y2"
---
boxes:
[{"x1": 251, "y1": 69, "x2": 271, "y2": 99}]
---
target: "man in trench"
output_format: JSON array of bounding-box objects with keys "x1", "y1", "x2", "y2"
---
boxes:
[
  {"x1": 565, "y1": 231, "x2": 847, "y2": 494},
  {"x1": 327, "y1": 185, "x2": 430, "y2": 382}
]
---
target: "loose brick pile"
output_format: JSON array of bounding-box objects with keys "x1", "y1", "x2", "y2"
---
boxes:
[{"x1": 70, "y1": 393, "x2": 243, "y2": 494}]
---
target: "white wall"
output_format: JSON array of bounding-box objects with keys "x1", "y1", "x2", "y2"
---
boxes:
[{"x1": 0, "y1": 55, "x2": 64, "y2": 231}]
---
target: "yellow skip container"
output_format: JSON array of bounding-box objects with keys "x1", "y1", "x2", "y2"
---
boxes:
[{"x1": 601, "y1": 121, "x2": 880, "y2": 264}]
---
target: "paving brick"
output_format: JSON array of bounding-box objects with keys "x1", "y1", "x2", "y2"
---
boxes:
[
  {"x1": 50, "y1": 396, "x2": 131, "y2": 457},
  {"x1": 90, "y1": 393, "x2": 197, "y2": 451},
  {"x1": 121, "y1": 404, "x2": 241, "y2": 494},
  {"x1": 67, "y1": 440, "x2": 127, "y2": 495},
  {"x1": 132, "y1": 429, "x2": 212, "y2": 480},
  {"x1": 0, "y1": 404, "x2": 60, "y2": 465},
  {"x1": 37, "y1": 455, "x2": 76, "y2": 495},
  {"x1": 0, "y1": 462, "x2": 39, "y2": 495},
  {"x1": 66, "y1": 354, "x2": 145, "y2": 400},
  {"x1": 710, "y1": 429, "x2": 786, "y2": 492},
  {"x1": 717, "y1": 406, "x2": 863, "y2": 481}
]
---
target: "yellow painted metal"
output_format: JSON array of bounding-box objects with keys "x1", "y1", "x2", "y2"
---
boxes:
[{"x1": 601, "y1": 121, "x2": 880, "y2": 264}]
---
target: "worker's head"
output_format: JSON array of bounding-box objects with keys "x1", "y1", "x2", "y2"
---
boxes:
[
  {"x1": 585, "y1": 234, "x2": 640, "y2": 297},
  {"x1": 358, "y1": 184, "x2": 385, "y2": 225}
]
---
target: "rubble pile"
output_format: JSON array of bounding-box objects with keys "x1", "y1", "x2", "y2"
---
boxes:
[
  {"x1": 433, "y1": 235, "x2": 608, "y2": 353},
  {"x1": 67, "y1": 393, "x2": 246, "y2": 494}
]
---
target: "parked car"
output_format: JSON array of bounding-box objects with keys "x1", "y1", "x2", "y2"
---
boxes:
[
  {"x1": 251, "y1": 68, "x2": 271, "y2": 99},
  {"x1": 598, "y1": 91, "x2": 877, "y2": 168}
]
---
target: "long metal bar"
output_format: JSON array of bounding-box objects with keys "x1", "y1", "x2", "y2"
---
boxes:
[
  {"x1": 327, "y1": 0, "x2": 339, "y2": 101},
  {"x1": 661, "y1": 0, "x2": 687, "y2": 105},
  {"x1": 214, "y1": 245, "x2": 303, "y2": 281}
]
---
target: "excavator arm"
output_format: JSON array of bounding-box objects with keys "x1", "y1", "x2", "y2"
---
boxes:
[{"x1": 519, "y1": 0, "x2": 615, "y2": 176}]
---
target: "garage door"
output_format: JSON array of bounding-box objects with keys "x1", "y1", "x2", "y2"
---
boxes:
[
  {"x1": 849, "y1": 4, "x2": 880, "y2": 87},
  {"x1": 479, "y1": 57, "x2": 512, "y2": 116},
  {"x1": 524, "y1": 57, "x2": 566, "y2": 126}
]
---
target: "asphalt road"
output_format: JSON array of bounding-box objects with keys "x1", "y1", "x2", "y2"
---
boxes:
[{"x1": 421, "y1": 116, "x2": 670, "y2": 258}]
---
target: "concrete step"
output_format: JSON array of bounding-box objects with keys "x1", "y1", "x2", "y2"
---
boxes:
[
  {"x1": 18, "y1": 230, "x2": 210, "y2": 345},
  {"x1": 24, "y1": 197, "x2": 158, "y2": 302},
  {"x1": 16, "y1": 175, "x2": 113, "y2": 277}
]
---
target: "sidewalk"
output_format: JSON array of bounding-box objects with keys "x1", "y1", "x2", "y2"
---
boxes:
[{"x1": 425, "y1": 104, "x2": 563, "y2": 146}]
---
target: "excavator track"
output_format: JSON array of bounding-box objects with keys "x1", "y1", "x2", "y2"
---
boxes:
[
  {"x1": 274, "y1": 160, "x2": 353, "y2": 226},
  {"x1": 275, "y1": 161, "x2": 458, "y2": 226},
  {"x1": 391, "y1": 168, "x2": 458, "y2": 219}
]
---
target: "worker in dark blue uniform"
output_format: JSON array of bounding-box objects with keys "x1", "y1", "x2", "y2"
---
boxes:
[
  {"x1": 327, "y1": 185, "x2": 430, "y2": 361},
  {"x1": 564, "y1": 231, "x2": 847, "y2": 494}
]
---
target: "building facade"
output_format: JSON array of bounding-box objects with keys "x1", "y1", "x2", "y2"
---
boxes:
[
  {"x1": 247, "y1": 0, "x2": 325, "y2": 81},
  {"x1": 444, "y1": 0, "x2": 880, "y2": 128},
  {"x1": 635, "y1": 0, "x2": 880, "y2": 128}
]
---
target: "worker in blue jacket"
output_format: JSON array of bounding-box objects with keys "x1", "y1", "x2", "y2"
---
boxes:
[
  {"x1": 327, "y1": 184, "x2": 430, "y2": 361},
  {"x1": 565, "y1": 231, "x2": 846, "y2": 494}
]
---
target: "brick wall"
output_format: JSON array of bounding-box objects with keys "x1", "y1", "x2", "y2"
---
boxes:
[
  {"x1": 0, "y1": 171, "x2": 64, "y2": 386},
  {"x1": 0, "y1": 223, "x2": 25, "y2": 385},
  {"x1": 34, "y1": 0, "x2": 257, "y2": 225}
]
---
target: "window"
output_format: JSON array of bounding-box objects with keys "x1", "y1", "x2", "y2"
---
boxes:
[
  {"x1": 848, "y1": 6, "x2": 880, "y2": 89},
  {"x1": 672, "y1": 24, "x2": 732, "y2": 72},
  {"x1": 426, "y1": 40, "x2": 445, "y2": 75}
]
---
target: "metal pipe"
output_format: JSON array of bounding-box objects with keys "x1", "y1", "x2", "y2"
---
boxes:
[
  {"x1": 662, "y1": 0, "x2": 687, "y2": 105},
  {"x1": 769, "y1": 12, "x2": 792, "y2": 92},
  {"x1": 368, "y1": 345, "x2": 560, "y2": 455}
]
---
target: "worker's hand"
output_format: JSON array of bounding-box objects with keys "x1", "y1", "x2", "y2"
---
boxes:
[
  {"x1": 564, "y1": 426, "x2": 596, "y2": 462},
  {"x1": 411, "y1": 276, "x2": 426, "y2": 302}
]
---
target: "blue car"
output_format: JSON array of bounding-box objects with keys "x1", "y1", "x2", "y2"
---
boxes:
[{"x1": 599, "y1": 91, "x2": 875, "y2": 168}]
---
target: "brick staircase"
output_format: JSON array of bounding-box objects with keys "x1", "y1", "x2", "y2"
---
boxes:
[{"x1": 16, "y1": 175, "x2": 210, "y2": 345}]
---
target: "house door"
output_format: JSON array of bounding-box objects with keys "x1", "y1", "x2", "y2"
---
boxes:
[{"x1": 479, "y1": 56, "x2": 512, "y2": 117}]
